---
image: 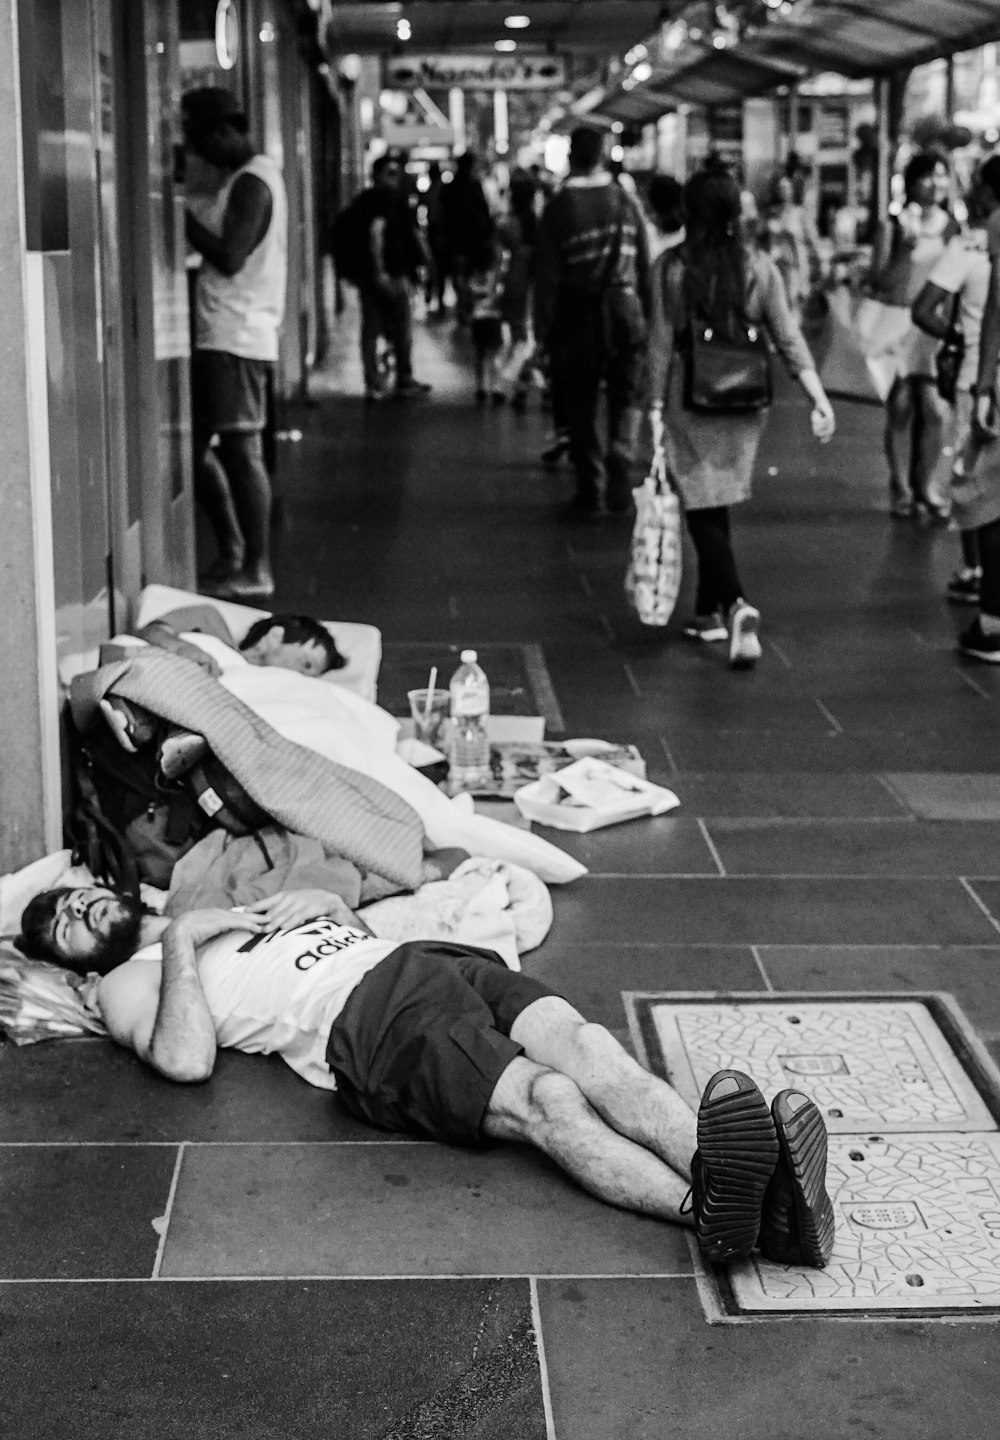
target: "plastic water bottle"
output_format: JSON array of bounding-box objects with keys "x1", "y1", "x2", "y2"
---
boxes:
[{"x1": 448, "y1": 649, "x2": 490, "y2": 787}]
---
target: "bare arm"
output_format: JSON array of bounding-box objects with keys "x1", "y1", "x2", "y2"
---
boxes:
[
  {"x1": 369, "y1": 216, "x2": 392, "y2": 287},
  {"x1": 186, "y1": 173, "x2": 272, "y2": 277},
  {"x1": 975, "y1": 256, "x2": 1000, "y2": 438},
  {"x1": 137, "y1": 620, "x2": 222, "y2": 678},
  {"x1": 977, "y1": 257, "x2": 1000, "y2": 395},
  {"x1": 868, "y1": 220, "x2": 895, "y2": 291},
  {"x1": 97, "y1": 910, "x2": 266, "y2": 1083},
  {"x1": 244, "y1": 889, "x2": 375, "y2": 936}
]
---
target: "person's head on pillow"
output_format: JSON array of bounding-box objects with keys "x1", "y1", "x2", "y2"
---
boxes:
[
  {"x1": 18, "y1": 886, "x2": 144, "y2": 976},
  {"x1": 239, "y1": 613, "x2": 345, "y2": 677}
]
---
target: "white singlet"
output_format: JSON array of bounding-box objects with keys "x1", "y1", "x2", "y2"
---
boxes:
[
  {"x1": 131, "y1": 919, "x2": 399, "y2": 1089},
  {"x1": 195, "y1": 153, "x2": 288, "y2": 362}
]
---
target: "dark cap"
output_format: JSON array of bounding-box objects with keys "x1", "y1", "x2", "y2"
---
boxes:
[{"x1": 182, "y1": 86, "x2": 246, "y2": 139}]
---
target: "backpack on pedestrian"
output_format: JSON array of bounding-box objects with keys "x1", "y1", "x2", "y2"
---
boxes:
[{"x1": 331, "y1": 196, "x2": 372, "y2": 286}]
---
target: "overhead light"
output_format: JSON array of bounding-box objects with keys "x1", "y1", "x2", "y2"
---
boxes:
[
  {"x1": 632, "y1": 61, "x2": 652, "y2": 82},
  {"x1": 505, "y1": 14, "x2": 531, "y2": 28},
  {"x1": 495, "y1": 38, "x2": 517, "y2": 52},
  {"x1": 713, "y1": 33, "x2": 728, "y2": 47}
]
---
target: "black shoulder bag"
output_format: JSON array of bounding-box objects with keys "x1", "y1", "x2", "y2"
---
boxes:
[
  {"x1": 682, "y1": 265, "x2": 773, "y2": 414},
  {"x1": 935, "y1": 291, "x2": 965, "y2": 406}
]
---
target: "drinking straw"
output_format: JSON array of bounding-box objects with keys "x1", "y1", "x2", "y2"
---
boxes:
[{"x1": 423, "y1": 667, "x2": 437, "y2": 723}]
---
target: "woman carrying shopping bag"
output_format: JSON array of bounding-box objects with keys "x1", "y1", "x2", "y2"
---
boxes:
[{"x1": 646, "y1": 163, "x2": 836, "y2": 669}]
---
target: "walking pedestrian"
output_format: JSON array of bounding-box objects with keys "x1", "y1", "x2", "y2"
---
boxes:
[
  {"x1": 764, "y1": 173, "x2": 824, "y2": 324},
  {"x1": 423, "y1": 161, "x2": 450, "y2": 314},
  {"x1": 646, "y1": 163, "x2": 836, "y2": 668},
  {"x1": 534, "y1": 127, "x2": 652, "y2": 519},
  {"x1": 182, "y1": 87, "x2": 287, "y2": 601},
  {"x1": 946, "y1": 158, "x2": 1000, "y2": 661},
  {"x1": 497, "y1": 173, "x2": 537, "y2": 409},
  {"x1": 870, "y1": 153, "x2": 958, "y2": 519},
  {"x1": 355, "y1": 153, "x2": 432, "y2": 401},
  {"x1": 441, "y1": 152, "x2": 495, "y2": 325},
  {"x1": 912, "y1": 159, "x2": 1000, "y2": 611}
]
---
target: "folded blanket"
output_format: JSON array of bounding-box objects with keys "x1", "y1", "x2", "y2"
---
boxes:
[
  {"x1": 177, "y1": 638, "x2": 587, "y2": 885},
  {"x1": 70, "y1": 651, "x2": 425, "y2": 890}
]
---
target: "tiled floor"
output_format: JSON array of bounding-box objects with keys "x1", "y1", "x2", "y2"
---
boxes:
[{"x1": 5, "y1": 299, "x2": 1000, "y2": 1436}]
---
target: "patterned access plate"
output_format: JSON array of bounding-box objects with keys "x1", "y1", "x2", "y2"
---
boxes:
[
  {"x1": 728, "y1": 1133, "x2": 1000, "y2": 1312},
  {"x1": 636, "y1": 997, "x2": 997, "y2": 1134}
]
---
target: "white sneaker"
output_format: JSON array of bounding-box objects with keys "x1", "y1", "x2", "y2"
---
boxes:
[{"x1": 729, "y1": 600, "x2": 762, "y2": 668}]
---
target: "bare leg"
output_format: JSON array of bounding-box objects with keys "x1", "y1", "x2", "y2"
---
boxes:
[
  {"x1": 509, "y1": 995, "x2": 697, "y2": 1182},
  {"x1": 912, "y1": 378, "x2": 947, "y2": 511},
  {"x1": 193, "y1": 429, "x2": 244, "y2": 576},
  {"x1": 884, "y1": 378, "x2": 915, "y2": 507},
  {"x1": 484, "y1": 1056, "x2": 693, "y2": 1223},
  {"x1": 215, "y1": 431, "x2": 273, "y2": 592}
]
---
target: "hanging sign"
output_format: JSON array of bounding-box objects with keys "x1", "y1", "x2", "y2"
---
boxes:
[{"x1": 386, "y1": 53, "x2": 567, "y2": 91}]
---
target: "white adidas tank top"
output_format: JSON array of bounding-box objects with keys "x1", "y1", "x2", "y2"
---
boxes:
[{"x1": 134, "y1": 919, "x2": 398, "y2": 1089}]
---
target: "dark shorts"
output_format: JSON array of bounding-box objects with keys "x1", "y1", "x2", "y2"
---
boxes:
[
  {"x1": 192, "y1": 349, "x2": 272, "y2": 434},
  {"x1": 471, "y1": 316, "x2": 504, "y2": 354},
  {"x1": 325, "y1": 940, "x2": 561, "y2": 1147}
]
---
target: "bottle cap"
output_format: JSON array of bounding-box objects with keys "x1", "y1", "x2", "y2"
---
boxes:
[{"x1": 460, "y1": 649, "x2": 478, "y2": 663}]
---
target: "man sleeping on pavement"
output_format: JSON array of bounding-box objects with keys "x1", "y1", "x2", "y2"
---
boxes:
[{"x1": 18, "y1": 883, "x2": 835, "y2": 1270}]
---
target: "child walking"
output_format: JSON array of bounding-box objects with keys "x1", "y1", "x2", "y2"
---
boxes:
[{"x1": 468, "y1": 240, "x2": 507, "y2": 404}]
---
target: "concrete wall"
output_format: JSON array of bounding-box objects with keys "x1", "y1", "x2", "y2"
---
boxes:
[{"x1": 0, "y1": 0, "x2": 55, "y2": 869}]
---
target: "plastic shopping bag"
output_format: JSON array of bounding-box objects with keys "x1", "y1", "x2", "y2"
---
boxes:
[
  {"x1": 0, "y1": 943, "x2": 107, "y2": 1045},
  {"x1": 624, "y1": 457, "x2": 682, "y2": 627},
  {"x1": 820, "y1": 288, "x2": 911, "y2": 404}
]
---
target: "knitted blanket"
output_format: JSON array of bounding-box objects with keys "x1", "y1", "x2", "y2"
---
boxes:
[{"x1": 69, "y1": 650, "x2": 425, "y2": 890}]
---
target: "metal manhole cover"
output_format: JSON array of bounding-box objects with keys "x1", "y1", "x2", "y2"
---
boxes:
[
  {"x1": 627, "y1": 994, "x2": 1000, "y2": 1316},
  {"x1": 728, "y1": 1134, "x2": 1000, "y2": 1312},
  {"x1": 640, "y1": 997, "x2": 995, "y2": 1133}
]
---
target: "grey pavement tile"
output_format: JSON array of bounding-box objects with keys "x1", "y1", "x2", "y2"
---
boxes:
[
  {"x1": 0, "y1": 1145, "x2": 176, "y2": 1278},
  {"x1": 962, "y1": 880, "x2": 1000, "y2": 931},
  {"x1": 673, "y1": 772, "x2": 908, "y2": 818},
  {"x1": 161, "y1": 1142, "x2": 691, "y2": 1278},
  {"x1": 854, "y1": 731, "x2": 1000, "y2": 772},
  {"x1": 549, "y1": 876, "x2": 999, "y2": 946},
  {"x1": 817, "y1": 695, "x2": 993, "y2": 733},
  {"x1": 663, "y1": 729, "x2": 877, "y2": 772},
  {"x1": 756, "y1": 945, "x2": 1000, "y2": 1038},
  {"x1": 523, "y1": 942, "x2": 762, "y2": 1027},
  {"x1": 883, "y1": 773, "x2": 1000, "y2": 820},
  {"x1": 0, "y1": 1280, "x2": 544, "y2": 1440},
  {"x1": 0, "y1": 1042, "x2": 389, "y2": 1145},
  {"x1": 536, "y1": 1276, "x2": 1000, "y2": 1440},
  {"x1": 531, "y1": 816, "x2": 718, "y2": 876},
  {"x1": 704, "y1": 818, "x2": 1000, "y2": 876}
]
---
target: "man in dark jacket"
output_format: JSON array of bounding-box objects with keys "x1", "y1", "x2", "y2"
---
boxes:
[
  {"x1": 355, "y1": 153, "x2": 431, "y2": 400},
  {"x1": 534, "y1": 127, "x2": 652, "y2": 517}
]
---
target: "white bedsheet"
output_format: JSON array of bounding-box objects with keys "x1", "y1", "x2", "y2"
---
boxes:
[{"x1": 184, "y1": 636, "x2": 587, "y2": 886}]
